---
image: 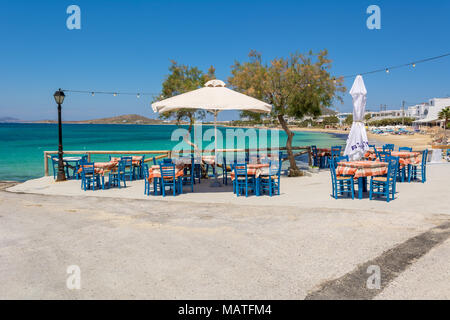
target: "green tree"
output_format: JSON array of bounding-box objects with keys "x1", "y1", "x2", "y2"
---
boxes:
[
  {"x1": 438, "y1": 107, "x2": 450, "y2": 130},
  {"x1": 155, "y1": 61, "x2": 216, "y2": 132},
  {"x1": 322, "y1": 115, "x2": 339, "y2": 126},
  {"x1": 344, "y1": 115, "x2": 353, "y2": 126},
  {"x1": 228, "y1": 50, "x2": 345, "y2": 176}
]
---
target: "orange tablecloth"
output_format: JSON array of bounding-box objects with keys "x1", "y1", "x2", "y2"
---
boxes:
[
  {"x1": 336, "y1": 161, "x2": 388, "y2": 179},
  {"x1": 317, "y1": 148, "x2": 331, "y2": 157},
  {"x1": 391, "y1": 151, "x2": 421, "y2": 167},
  {"x1": 364, "y1": 151, "x2": 421, "y2": 168},
  {"x1": 110, "y1": 157, "x2": 143, "y2": 166},
  {"x1": 230, "y1": 163, "x2": 270, "y2": 180},
  {"x1": 148, "y1": 165, "x2": 185, "y2": 183},
  {"x1": 78, "y1": 162, "x2": 117, "y2": 175}
]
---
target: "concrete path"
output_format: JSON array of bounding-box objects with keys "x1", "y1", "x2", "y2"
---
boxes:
[{"x1": 1, "y1": 176, "x2": 449, "y2": 299}]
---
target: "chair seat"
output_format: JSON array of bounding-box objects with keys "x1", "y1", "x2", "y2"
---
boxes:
[
  {"x1": 260, "y1": 175, "x2": 279, "y2": 180},
  {"x1": 336, "y1": 176, "x2": 353, "y2": 181},
  {"x1": 372, "y1": 176, "x2": 387, "y2": 182}
]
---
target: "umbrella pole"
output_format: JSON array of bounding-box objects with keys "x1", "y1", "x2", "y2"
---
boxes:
[{"x1": 210, "y1": 110, "x2": 222, "y2": 187}]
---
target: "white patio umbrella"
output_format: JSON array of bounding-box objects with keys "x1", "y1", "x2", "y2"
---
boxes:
[
  {"x1": 152, "y1": 79, "x2": 272, "y2": 186},
  {"x1": 344, "y1": 75, "x2": 370, "y2": 161}
]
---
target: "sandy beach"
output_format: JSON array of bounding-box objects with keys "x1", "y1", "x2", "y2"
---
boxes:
[{"x1": 291, "y1": 127, "x2": 434, "y2": 149}]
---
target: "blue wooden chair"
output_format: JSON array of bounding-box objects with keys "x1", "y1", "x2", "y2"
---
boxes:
[
  {"x1": 143, "y1": 164, "x2": 151, "y2": 195},
  {"x1": 311, "y1": 146, "x2": 320, "y2": 167},
  {"x1": 121, "y1": 156, "x2": 135, "y2": 181},
  {"x1": 233, "y1": 163, "x2": 256, "y2": 197},
  {"x1": 409, "y1": 149, "x2": 428, "y2": 183},
  {"x1": 137, "y1": 155, "x2": 146, "y2": 179},
  {"x1": 378, "y1": 151, "x2": 391, "y2": 162},
  {"x1": 329, "y1": 161, "x2": 354, "y2": 200},
  {"x1": 221, "y1": 155, "x2": 234, "y2": 185},
  {"x1": 73, "y1": 155, "x2": 88, "y2": 180},
  {"x1": 109, "y1": 160, "x2": 127, "y2": 189},
  {"x1": 333, "y1": 155, "x2": 349, "y2": 168},
  {"x1": 383, "y1": 144, "x2": 395, "y2": 152},
  {"x1": 51, "y1": 155, "x2": 70, "y2": 179},
  {"x1": 190, "y1": 155, "x2": 202, "y2": 184},
  {"x1": 159, "y1": 163, "x2": 182, "y2": 197},
  {"x1": 329, "y1": 146, "x2": 342, "y2": 168},
  {"x1": 369, "y1": 157, "x2": 398, "y2": 202},
  {"x1": 80, "y1": 163, "x2": 102, "y2": 191},
  {"x1": 260, "y1": 161, "x2": 281, "y2": 197}
]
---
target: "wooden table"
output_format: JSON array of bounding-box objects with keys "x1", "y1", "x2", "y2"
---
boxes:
[{"x1": 336, "y1": 161, "x2": 388, "y2": 199}]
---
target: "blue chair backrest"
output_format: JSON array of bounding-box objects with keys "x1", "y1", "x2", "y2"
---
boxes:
[
  {"x1": 378, "y1": 151, "x2": 391, "y2": 162},
  {"x1": 336, "y1": 155, "x2": 349, "y2": 164},
  {"x1": 311, "y1": 146, "x2": 318, "y2": 156},
  {"x1": 80, "y1": 155, "x2": 88, "y2": 164},
  {"x1": 142, "y1": 164, "x2": 149, "y2": 179},
  {"x1": 121, "y1": 156, "x2": 133, "y2": 166},
  {"x1": 81, "y1": 162, "x2": 95, "y2": 176},
  {"x1": 386, "y1": 157, "x2": 399, "y2": 182},
  {"x1": 331, "y1": 147, "x2": 341, "y2": 157},
  {"x1": 383, "y1": 144, "x2": 394, "y2": 152},
  {"x1": 118, "y1": 160, "x2": 127, "y2": 172},
  {"x1": 329, "y1": 160, "x2": 337, "y2": 184},
  {"x1": 234, "y1": 163, "x2": 248, "y2": 177},
  {"x1": 163, "y1": 158, "x2": 173, "y2": 164},
  {"x1": 152, "y1": 157, "x2": 157, "y2": 165},
  {"x1": 399, "y1": 147, "x2": 412, "y2": 152},
  {"x1": 422, "y1": 149, "x2": 428, "y2": 165},
  {"x1": 160, "y1": 164, "x2": 175, "y2": 178}
]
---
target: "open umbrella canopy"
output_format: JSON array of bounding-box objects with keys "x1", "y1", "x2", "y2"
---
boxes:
[
  {"x1": 152, "y1": 80, "x2": 272, "y2": 114},
  {"x1": 344, "y1": 75, "x2": 370, "y2": 161}
]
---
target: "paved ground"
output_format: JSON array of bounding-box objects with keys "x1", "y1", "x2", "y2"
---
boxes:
[{"x1": 1, "y1": 165, "x2": 449, "y2": 299}]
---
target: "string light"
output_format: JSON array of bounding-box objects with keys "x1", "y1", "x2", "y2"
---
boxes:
[
  {"x1": 341, "y1": 52, "x2": 450, "y2": 79},
  {"x1": 61, "y1": 52, "x2": 450, "y2": 96}
]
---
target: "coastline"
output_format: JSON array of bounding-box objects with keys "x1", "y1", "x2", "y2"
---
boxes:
[{"x1": 291, "y1": 127, "x2": 432, "y2": 150}]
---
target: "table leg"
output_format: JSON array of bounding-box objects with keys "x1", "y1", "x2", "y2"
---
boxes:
[
  {"x1": 256, "y1": 177, "x2": 260, "y2": 196},
  {"x1": 358, "y1": 177, "x2": 363, "y2": 199}
]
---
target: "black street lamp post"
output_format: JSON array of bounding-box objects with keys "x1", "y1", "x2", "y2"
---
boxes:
[{"x1": 53, "y1": 89, "x2": 66, "y2": 182}]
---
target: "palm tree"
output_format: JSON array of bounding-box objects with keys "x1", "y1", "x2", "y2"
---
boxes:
[{"x1": 438, "y1": 107, "x2": 450, "y2": 130}]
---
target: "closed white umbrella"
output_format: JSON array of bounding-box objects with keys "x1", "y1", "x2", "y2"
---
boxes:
[
  {"x1": 152, "y1": 79, "x2": 272, "y2": 186},
  {"x1": 344, "y1": 75, "x2": 370, "y2": 161}
]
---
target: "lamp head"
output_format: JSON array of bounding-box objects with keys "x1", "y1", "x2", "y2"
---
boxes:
[{"x1": 53, "y1": 89, "x2": 65, "y2": 105}]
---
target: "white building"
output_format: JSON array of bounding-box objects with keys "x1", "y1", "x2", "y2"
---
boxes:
[
  {"x1": 406, "y1": 103, "x2": 430, "y2": 120},
  {"x1": 413, "y1": 97, "x2": 450, "y2": 127}
]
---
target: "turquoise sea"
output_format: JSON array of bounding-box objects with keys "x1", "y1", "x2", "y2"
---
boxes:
[{"x1": 0, "y1": 123, "x2": 346, "y2": 181}]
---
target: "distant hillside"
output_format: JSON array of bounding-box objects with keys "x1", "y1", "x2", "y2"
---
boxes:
[
  {"x1": 35, "y1": 114, "x2": 164, "y2": 125},
  {"x1": 0, "y1": 117, "x2": 19, "y2": 122},
  {"x1": 321, "y1": 107, "x2": 337, "y2": 116}
]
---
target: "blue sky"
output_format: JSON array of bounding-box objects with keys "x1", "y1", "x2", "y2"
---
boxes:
[{"x1": 0, "y1": 0, "x2": 449, "y2": 121}]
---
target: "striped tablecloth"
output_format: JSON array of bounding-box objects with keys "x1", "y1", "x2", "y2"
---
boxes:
[
  {"x1": 364, "y1": 151, "x2": 421, "y2": 168},
  {"x1": 110, "y1": 156, "x2": 143, "y2": 166},
  {"x1": 148, "y1": 165, "x2": 185, "y2": 183},
  {"x1": 391, "y1": 151, "x2": 421, "y2": 167},
  {"x1": 78, "y1": 162, "x2": 117, "y2": 175},
  {"x1": 336, "y1": 161, "x2": 388, "y2": 178},
  {"x1": 230, "y1": 164, "x2": 270, "y2": 180},
  {"x1": 317, "y1": 148, "x2": 332, "y2": 157}
]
